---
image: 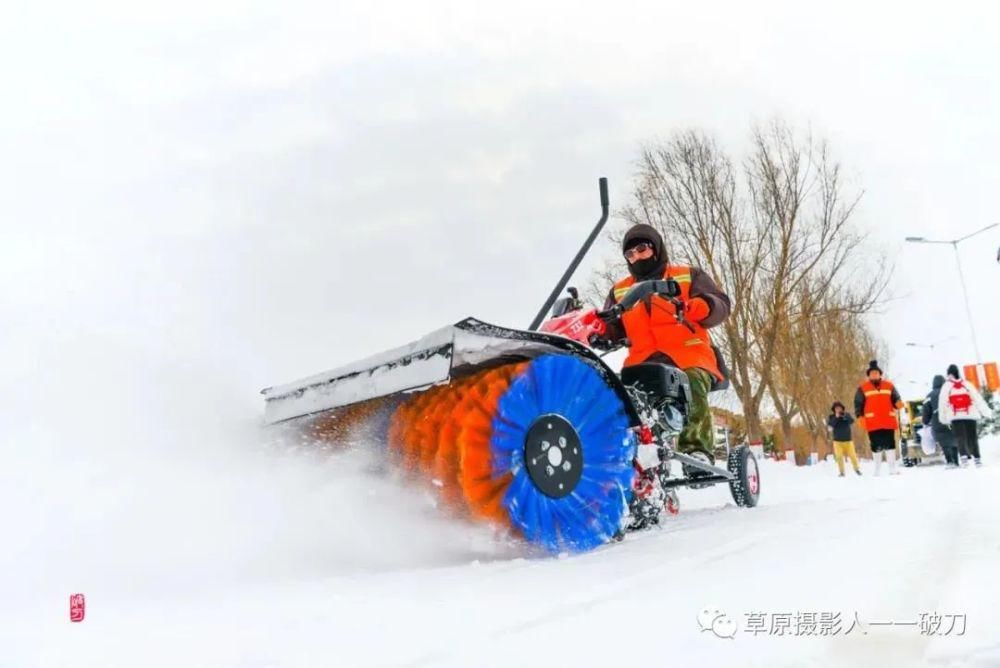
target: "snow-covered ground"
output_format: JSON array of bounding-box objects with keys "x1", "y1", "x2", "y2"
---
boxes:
[
  {"x1": 8, "y1": 5, "x2": 1000, "y2": 666},
  {"x1": 5, "y1": 427, "x2": 999, "y2": 668}
]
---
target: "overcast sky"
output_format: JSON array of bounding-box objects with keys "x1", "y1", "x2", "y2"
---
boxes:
[{"x1": 3, "y1": 0, "x2": 998, "y2": 419}]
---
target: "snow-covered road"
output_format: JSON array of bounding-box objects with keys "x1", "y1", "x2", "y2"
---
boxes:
[{"x1": 6, "y1": 437, "x2": 999, "y2": 668}]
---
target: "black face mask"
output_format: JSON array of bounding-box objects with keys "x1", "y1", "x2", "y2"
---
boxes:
[{"x1": 628, "y1": 255, "x2": 663, "y2": 280}]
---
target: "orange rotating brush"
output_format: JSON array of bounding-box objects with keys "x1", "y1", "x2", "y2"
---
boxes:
[{"x1": 387, "y1": 363, "x2": 526, "y2": 523}]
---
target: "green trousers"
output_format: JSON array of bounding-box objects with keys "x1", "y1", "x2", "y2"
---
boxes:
[{"x1": 677, "y1": 367, "x2": 715, "y2": 458}]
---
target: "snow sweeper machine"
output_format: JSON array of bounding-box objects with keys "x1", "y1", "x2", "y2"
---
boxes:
[{"x1": 261, "y1": 178, "x2": 760, "y2": 555}]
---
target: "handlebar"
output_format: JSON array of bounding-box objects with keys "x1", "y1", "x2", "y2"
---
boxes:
[
  {"x1": 597, "y1": 279, "x2": 693, "y2": 331},
  {"x1": 595, "y1": 304, "x2": 623, "y2": 321}
]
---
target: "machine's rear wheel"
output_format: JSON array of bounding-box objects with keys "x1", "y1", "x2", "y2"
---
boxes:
[{"x1": 728, "y1": 445, "x2": 760, "y2": 508}]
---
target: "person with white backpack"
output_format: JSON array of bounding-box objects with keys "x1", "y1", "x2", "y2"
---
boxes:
[{"x1": 939, "y1": 364, "x2": 991, "y2": 467}]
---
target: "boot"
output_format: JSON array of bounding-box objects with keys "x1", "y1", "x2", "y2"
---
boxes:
[
  {"x1": 886, "y1": 449, "x2": 899, "y2": 475},
  {"x1": 855, "y1": 469, "x2": 862, "y2": 476},
  {"x1": 975, "y1": 458, "x2": 983, "y2": 468}
]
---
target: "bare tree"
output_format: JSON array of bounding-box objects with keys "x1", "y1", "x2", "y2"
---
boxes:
[{"x1": 768, "y1": 283, "x2": 883, "y2": 458}]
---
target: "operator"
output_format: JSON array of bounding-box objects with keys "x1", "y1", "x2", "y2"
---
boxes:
[{"x1": 598, "y1": 223, "x2": 732, "y2": 467}]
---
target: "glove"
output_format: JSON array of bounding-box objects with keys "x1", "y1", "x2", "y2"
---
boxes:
[
  {"x1": 684, "y1": 297, "x2": 711, "y2": 323},
  {"x1": 588, "y1": 334, "x2": 620, "y2": 351},
  {"x1": 895, "y1": 400, "x2": 905, "y2": 410}
]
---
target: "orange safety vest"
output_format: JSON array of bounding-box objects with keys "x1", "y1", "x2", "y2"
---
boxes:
[
  {"x1": 859, "y1": 379, "x2": 899, "y2": 432},
  {"x1": 612, "y1": 265, "x2": 722, "y2": 380}
]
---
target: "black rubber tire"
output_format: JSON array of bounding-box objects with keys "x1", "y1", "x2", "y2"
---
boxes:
[{"x1": 728, "y1": 445, "x2": 760, "y2": 508}]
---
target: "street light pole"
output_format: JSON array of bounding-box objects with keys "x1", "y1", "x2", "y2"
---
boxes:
[
  {"x1": 950, "y1": 241, "x2": 983, "y2": 365},
  {"x1": 905, "y1": 222, "x2": 998, "y2": 383}
]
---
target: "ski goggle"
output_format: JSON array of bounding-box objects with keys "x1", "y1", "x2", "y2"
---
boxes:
[{"x1": 623, "y1": 242, "x2": 654, "y2": 260}]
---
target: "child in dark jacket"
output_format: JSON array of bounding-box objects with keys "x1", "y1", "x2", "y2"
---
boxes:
[{"x1": 827, "y1": 401, "x2": 861, "y2": 477}]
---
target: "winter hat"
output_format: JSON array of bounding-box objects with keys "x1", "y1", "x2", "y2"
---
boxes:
[
  {"x1": 946, "y1": 364, "x2": 960, "y2": 379},
  {"x1": 831, "y1": 401, "x2": 845, "y2": 412},
  {"x1": 621, "y1": 223, "x2": 667, "y2": 280},
  {"x1": 866, "y1": 360, "x2": 883, "y2": 376}
]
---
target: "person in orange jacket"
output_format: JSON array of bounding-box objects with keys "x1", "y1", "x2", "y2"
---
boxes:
[
  {"x1": 853, "y1": 360, "x2": 904, "y2": 475},
  {"x1": 600, "y1": 224, "x2": 731, "y2": 466}
]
